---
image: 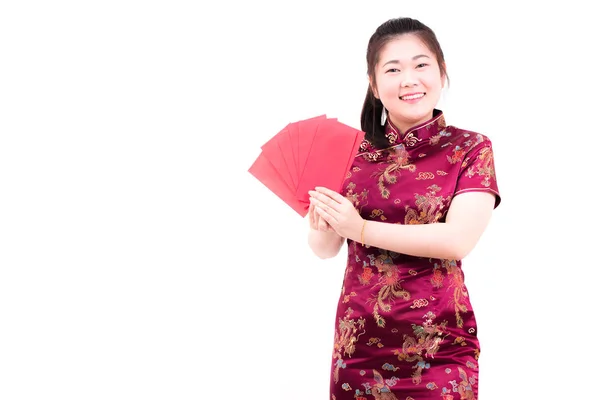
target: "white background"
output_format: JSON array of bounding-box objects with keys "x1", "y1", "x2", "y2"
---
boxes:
[{"x1": 1, "y1": 1, "x2": 598, "y2": 399}]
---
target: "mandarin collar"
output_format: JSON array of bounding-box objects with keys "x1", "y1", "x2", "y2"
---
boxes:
[
  {"x1": 385, "y1": 108, "x2": 446, "y2": 147},
  {"x1": 357, "y1": 109, "x2": 447, "y2": 161}
]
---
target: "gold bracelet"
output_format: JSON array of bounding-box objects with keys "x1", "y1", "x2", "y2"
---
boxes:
[{"x1": 360, "y1": 220, "x2": 367, "y2": 246}]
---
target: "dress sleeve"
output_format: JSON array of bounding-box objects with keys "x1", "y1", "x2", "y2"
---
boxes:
[{"x1": 454, "y1": 137, "x2": 501, "y2": 208}]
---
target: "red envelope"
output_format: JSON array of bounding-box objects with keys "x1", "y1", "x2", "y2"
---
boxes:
[
  {"x1": 294, "y1": 115, "x2": 329, "y2": 181},
  {"x1": 248, "y1": 152, "x2": 307, "y2": 216},
  {"x1": 260, "y1": 126, "x2": 295, "y2": 192},
  {"x1": 295, "y1": 119, "x2": 362, "y2": 203},
  {"x1": 248, "y1": 114, "x2": 365, "y2": 217},
  {"x1": 276, "y1": 127, "x2": 298, "y2": 188}
]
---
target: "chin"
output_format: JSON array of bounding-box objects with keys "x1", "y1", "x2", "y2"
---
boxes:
[{"x1": 403, "y1": 108, "x2": 433, "y2": 123}]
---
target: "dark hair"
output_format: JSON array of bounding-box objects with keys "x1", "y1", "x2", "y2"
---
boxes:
[{"x1": 360, "y1": 17, "x2": 448, "y2": 149}]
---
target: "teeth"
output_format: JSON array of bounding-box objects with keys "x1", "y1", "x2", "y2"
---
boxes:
[{"x1": 401, "y1": 93, "x2": 424, "y2": 100}]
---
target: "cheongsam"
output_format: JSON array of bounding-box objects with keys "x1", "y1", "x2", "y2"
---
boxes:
[{"x1": 330, "y1": 109, "x2": 501, "y2": 400}]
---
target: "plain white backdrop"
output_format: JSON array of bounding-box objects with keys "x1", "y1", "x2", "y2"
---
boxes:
[{"x1": 1, "y1": 1, "x2": 598, "y2": 399}]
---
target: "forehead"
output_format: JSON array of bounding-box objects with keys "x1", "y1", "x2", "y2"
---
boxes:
[{"x1": 378, "y1": 34, "x2": 434, "y2": 63}]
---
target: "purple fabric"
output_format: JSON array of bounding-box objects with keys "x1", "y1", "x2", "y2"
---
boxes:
[{"x1": 329, "y1": 110, "x2": 500, "y2": 400}]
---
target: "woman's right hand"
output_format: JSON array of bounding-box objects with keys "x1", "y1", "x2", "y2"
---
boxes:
[
  {"x1": 307, "y1": 202, "x2": 344, "y2": 259},
  {"x1": 309, "y1": 202, "x2": 333, "y2": 232}
]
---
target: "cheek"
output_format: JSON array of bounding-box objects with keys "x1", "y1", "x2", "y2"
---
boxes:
[
  {"x1": 423, "y1": 74, "x2": 444, "y2": 92},
  {"x1": 382, "y1": 91, "x2": 398, "y2": 103},
  {"x1": 379, "y1": 81, "x2": 399, "y2": 100}
]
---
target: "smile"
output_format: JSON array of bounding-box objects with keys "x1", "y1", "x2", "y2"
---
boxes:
[{"x1": 400, "y1": 93, "x2": 425, "y2": 101}]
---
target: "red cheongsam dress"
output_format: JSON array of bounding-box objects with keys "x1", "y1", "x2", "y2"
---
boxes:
[{"x1": 330, "y1": 109, "x2": 501, "y2": 400}]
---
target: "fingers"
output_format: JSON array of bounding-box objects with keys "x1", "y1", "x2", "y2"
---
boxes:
[
  {"x1": 308, "y1": 190, "x2": 339, "y2": 208},
  {"x1": 315, "y1": 186, "x2": 345, "y2": 203},
  {"x1": 318, "y1": 216, "x2": 329, "y2": 231},
  {"x1": 309, "y1": 202, "x2": 329, "y2": 231},
  {"x1": 308, "y1": 190, "x2": 342, "y2": 232},
  {"x1": 316, "y1": 202, "x2": 339, "y2": 221},
  {"x1": 314, "y1": 204, "x2": 335, "y2": 226},
  {"x1": 308, "y1": 200, "x2": 334, "y2": 232},
  {"x1": 308, "y1": 203, "x2": 316, "y2": 228},
  {"x1": 313, "y1": 205, "x2": 331, "y2": 231},
  {"x1": 309, "y1": 195, "x2": 341, "y2": 219}
]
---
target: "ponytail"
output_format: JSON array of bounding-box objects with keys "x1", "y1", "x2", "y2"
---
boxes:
[{"x1": 360, "y1": 86, "x2": 388, "y2": 149}]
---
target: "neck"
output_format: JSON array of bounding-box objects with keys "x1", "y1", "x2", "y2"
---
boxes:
[{"x1": 389, "y1": 112, "x2": 434, "y2": 134}]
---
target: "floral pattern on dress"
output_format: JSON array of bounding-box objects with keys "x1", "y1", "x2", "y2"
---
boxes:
[{"x1": 330, "y1": 110, "x2": 500, "y2": 399}]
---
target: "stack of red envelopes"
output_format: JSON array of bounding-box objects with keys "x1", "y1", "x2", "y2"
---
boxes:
[{"x1": 248, "y1": 115, "x2": 365, "y2": 217}]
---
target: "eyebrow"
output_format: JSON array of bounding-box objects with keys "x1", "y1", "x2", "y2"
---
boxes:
[{"x1": 382, "y1": 54, "x2": 430, "y2": 67}]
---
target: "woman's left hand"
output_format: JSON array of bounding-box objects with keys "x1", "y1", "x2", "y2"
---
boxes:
[{"x1": 308, "y1": 186, "x2": 364, "y2": 241}]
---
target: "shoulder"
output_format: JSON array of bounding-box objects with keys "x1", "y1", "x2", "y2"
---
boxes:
[
  {"x1": 446, "y1": 125, "x2": 494, "y2": 151},
  {"x1": 440, "y1": 125, "x2": 498, "y2": 171}
]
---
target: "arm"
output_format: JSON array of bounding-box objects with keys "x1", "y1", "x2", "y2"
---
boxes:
[
  {"x1": 310, "y1": 187, "x2": 496, "y2": 260},
  {"x1": 360, "y1": 192, "x2": 496, "y2": 260},
  {"x1": 308, "y1": 228, "x2": 345, "y2": 259}
]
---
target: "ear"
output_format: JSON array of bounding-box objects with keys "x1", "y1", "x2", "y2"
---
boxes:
[
  {"x1": 369, "y1": 76, "x2": 380, "y2": 99},
  {"x1": 440, "y1": 62, "x2": 447, "y2": 88}
]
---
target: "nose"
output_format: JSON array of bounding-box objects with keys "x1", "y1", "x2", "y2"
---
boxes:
[{"x1": 400, "y1": 71, "x2": 418, "y2": 87}]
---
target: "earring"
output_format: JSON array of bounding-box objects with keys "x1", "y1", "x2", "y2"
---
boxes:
[{"x1": 380, "y1": 107, "x2": 387, "y2": 126}]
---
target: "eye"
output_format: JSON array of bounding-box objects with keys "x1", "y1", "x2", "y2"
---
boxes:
[
  {"x1": 386, "y1": 68, "x2": 400, "y2": 73},
  {"x1": 416, "y1": 63, "x2": 428, "y2": 68}
]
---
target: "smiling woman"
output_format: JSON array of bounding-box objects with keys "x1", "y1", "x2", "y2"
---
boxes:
[
  {"x1": 374, "y1": 37, "x2": 445, "y2": 134},
  {"x1": 307, "y1": 17, "x2": 501, "y2": 400},
  {"x1": 360, "y1": 17, "x2": 449, "y2": 150}
]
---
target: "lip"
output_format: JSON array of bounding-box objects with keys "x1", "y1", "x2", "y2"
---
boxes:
[
  {"x1": 399, "y1": 92, "x2": 426, "y2": 103},
  {"x1": 400, "y1": 92, "x2": 425, "y2": 99}
]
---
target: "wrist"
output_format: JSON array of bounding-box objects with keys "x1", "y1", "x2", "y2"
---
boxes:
[{"x1": 358, "y1": 219, "x2": 367, "y2": 245}]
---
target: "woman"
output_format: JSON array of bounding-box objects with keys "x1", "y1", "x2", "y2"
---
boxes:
[{"x1": 308, "y1": 17, "x2": 501, "y2": 399}]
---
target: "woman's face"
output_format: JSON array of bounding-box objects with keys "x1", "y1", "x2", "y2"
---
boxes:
[{"x1": 372, "y1": 34, "x2": 445, "y2": 133}]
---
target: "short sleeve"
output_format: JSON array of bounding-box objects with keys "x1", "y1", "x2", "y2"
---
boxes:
[{"x1": 454, "y1": 138, "x2": 501, "y2": 208}]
